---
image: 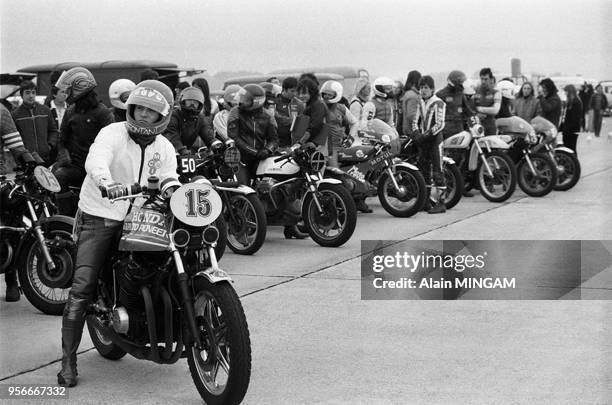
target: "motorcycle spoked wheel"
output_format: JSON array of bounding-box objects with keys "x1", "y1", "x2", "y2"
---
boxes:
[
  {"x1": 187, "y1": 278, "x2": 251, "y2": 405},
  {"x1": 553, "y1": 150, "x2": 581, "y2": 191},
  {"x1": 517, "y1": 153, "x2": 558, "y2": 197},
  {"x1": 86, "y1": 317, "x2": 127, "y2": 360},
  {"x1": 477, "y1": 151, "x2": 517, "y2": 202},
  {"x1": 377, "y1": 166, "x2": 426, "y2": 217},
  {"x1": 17, "y1": 221, "x2": 74, "y2": 315},
  {"x1": 442, "y1": 163, "x2": 464, "y2": 210},
  {"x1": 225, "y1": 194, "x2": 267, "y2": 256},
  {"x1": 301, "y1": 183, "x2": 357, "y2": 247}
]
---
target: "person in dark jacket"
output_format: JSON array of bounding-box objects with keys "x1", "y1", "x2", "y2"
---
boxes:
[
  {"x1": 513, "y1": 82, "x2": 539, "y2": 122},
  {"x1": 52, "y1": 67, "x2": 114, "y2": 216},
  {"x1": 227, "y1": 83, "x2": 278, "y2": 185},
  {"x1": 11, "y1": 80, "x2": 58, "y2": 164},
  {"x1": 192, "y1": 78, "x2": 218, "y2": 117},
  {"x1": 164, "y1": 86, "x2": 222, "y2": 154},
  {"x1": 275, "y1": 77, "x2": 304, "y2": 147},
  {"x1": 590, "y1": 84, "x2": 609, "y2": 138},
  {"x1": 578, "y1": 83, "x2": 594, "y2": 132},
  {"x1": 436, "y1": 70, "x2": 476, "y2": 140},
  {"x1": 294, "y1": 77, "x2": 328, "y2": 148},
  {"x1": 560, "y1": 84, "x2": 583, "y2": 154},
  {"x1": 401, "y1": 70, "x2": 421, "y2": 136},
  {"x1": 537, "y1": 78, "x2": 562, "y2": 129}
]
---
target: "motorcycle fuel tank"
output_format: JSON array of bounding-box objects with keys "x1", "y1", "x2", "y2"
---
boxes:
[
  {"x1": 337, "y1": 145, "x2": 377, "y2": 164},
  {"x1": 443, "y1": 130, "x2": 472, "y2": 149},
  {"x1": 256, "y1": 156, "x2": 300, "y2": 177}
]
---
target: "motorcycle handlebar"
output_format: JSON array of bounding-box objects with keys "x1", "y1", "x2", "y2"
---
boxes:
[
  {"x1": 273, "y1": 154, "x2": 291, "y2": 163},
  {"x1": 100, "y1": 183, "x2": 142, "y2": 199}
]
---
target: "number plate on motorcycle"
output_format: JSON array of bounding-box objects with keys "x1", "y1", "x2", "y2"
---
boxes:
[
  {"x1": 178, "y1": 156, "x2": 197, "y2": 174},
  {"x1": 170, "y1": 182, "x2": 222, "y2": 227},
  {"x1": 34, "y1": 166, "x2": 61, "y2": 192}
]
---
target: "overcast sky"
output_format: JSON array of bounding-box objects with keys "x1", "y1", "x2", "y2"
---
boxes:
[{"x1": 1, "y1": 0, "x2": 610, "y2": 83}]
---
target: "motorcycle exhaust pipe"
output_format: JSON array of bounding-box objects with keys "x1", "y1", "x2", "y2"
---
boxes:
[
  {"x1": 141, "y1": 285, "x2": 160, "y2": 364},
  {"x1": 160, "y1": 287, "x2": 174, "y2": 362}
]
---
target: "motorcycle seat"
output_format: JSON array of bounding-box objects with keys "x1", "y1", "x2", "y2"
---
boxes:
[{"x1": 337, "y1": 145, "x2": 377, "y2": 163}]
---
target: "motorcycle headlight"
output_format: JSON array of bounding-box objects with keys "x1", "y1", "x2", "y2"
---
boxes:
[
  {"x1": 526, "y1": 130, "x2": 538, "y2": 144},
  {"x1": 309, "y1": 151, "x2": 326, "y2": 172},
  {"x1": 472, "y1": 124, "x2": 485, "y2": 138},
  {"x1": 381, "y1": 134, "x2": 391, "y2": 143},
  {"x1": 224, "y1": 146, "x2": 241, "y2": 168}
]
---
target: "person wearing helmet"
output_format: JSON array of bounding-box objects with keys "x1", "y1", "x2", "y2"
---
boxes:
[
  {"x1": 227, "y1": 83, "x2": 279, "y2": 185},
  {"x1": 108, "y1": 78, "x2": 136, "y2": 121},
  {"x1": 164, "y1": 86, "x2": 223, "y2": 155},
  {"x1": 57, "y1": 80, "x2": 178, "y2": 388},
  {"x1": 436, "y1": 69, "x2": 476, "y2": 140},
  {"x1": 473, "y1": 67, "x2": 502, "y2": 135},
  {"x1": 275, "y1": 77, "x2": 305, "y2": 147},
  {"x1": 400, "y1": 70, "x2": 422, "y2": 136},
  {"x1": 495, "y1": 79, "x2": 517, "y2": 119},
  {"x1": 213, "y1": 84, "x2": 242, "y2": 141},
  {"x1": 411, "y1": 76, "x2": 447, "y2": 214},
  {"x1": 52, "y1": 67, "x2": 114, "y2": 216},
  {"x1": 349, "y1": 78, "x2": 371, "y2": 123},
  {"x1": 361, "y1": 76, "x2": 395, "y2": 129}
]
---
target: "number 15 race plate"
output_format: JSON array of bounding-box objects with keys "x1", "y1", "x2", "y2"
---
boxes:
[{"x1": 169, "y1": 182, "x2": 222, "y2": 227}]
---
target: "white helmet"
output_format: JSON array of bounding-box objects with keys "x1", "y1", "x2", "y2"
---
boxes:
[
  {"x1": 496, "y1": 80, "x2": 517, "y2": 99},
  {"x1": 320, "y1": 80, "x2": 343, "y2": 104},
  {"x1": 108, "y1": 79, "x2": 136, "y2": 110},
  {"x1": 373, "y1": 76, "x2": 394, "y2": 99},
  {"x1": 463, "y1": 79, "x2": 477, "y2": 96}
]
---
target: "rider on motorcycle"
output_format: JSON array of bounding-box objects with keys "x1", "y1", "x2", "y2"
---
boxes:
[
  {"x1": 411, "y1": 76, "x2": 447, "y2": 214},
  {"x1": 164, "y1": 86, "x2": 227, "y2": 154},
  {"x1": 57, "y1": 80, "x2": 179, "y2": 388},
  {"x1": 361, "y1": 76, "x2": 395, "y2": 128},
  {"x1": 212, "y1": 84, "x2": 242, "y2": 141},
  {"x1": 108, "y1": 78, "x2": 136, "y2": 122},
  {"x1": 1, "y1": 103, "x2": 41, "y2": 302},
  {"x1": 227, "y1": 83, "x2": 279, "y2": 185}
]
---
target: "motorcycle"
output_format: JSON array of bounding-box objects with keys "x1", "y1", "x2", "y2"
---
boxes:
[
  {"x1": 530, "y1": 116, "x2": 581, "y2": 191},
  {"x1": 177, "y1": 145, "x2": 266, "y2": 256},
  {"x1": 254, "y1": 144, "x2": 357, "y2": 247},
  {"x1": 397, "y1": 136, "x2": 464, "y2": 210},
  {"x1": 496, "y1": 116, "x2": 558, "y2": 197},
  {"x1": 326, "y1": 119, "x2": 427, "y2": 217},
  {"x1": 86, "y1": 177, "x2": 251, "y2": 404},
  {"x1": 443, "y1": 116, "x2": 517, "y2": 202},
  {"x1": 0, "y1": 164, "x2": 75, "y2": 315}
]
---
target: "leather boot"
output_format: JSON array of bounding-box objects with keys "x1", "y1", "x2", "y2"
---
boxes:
[
  {"x1": 4, "y1": 268, "x2": 20, "y2": 302},
  {"x1": 57, "y1": 298, "x2": 88, "y2": 387},
  {"x1": 355, "y1": 198, "x2": 373, "y2": 213},
  {"x1": 284, "y1": 225, "x2": 309, "y2": 239}
]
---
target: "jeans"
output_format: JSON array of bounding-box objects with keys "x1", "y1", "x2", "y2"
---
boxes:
[{"x1": 418, "y1": 134, "x2": 445, "y2": 187}]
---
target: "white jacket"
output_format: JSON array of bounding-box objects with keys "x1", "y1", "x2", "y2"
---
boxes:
[{"x1": 78, "y1": 122, "x2": 178, "y2": 221}]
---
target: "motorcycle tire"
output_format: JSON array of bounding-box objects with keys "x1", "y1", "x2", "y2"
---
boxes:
[
  {"x1": 214, "y1": 216, "x2": 227, "y2": 262},
  {"x1": 477, "y1": 151, "x2": 517, "y2": 203},
  {"x1": 187, "y1": 278, "x2": 251, "y2": 405},
  {"x1": 86, "y1": 317, "x2": 127, "y2": 360},
  {"x1": 517, "y1": 153, "x2": 557, "y2": 197},
  {"x1": 302, "y1": 183, "x2": 357, "y2": 247},
  {"x1": 377, "y1": 166, "x2": 426, "y2": 217},
  {"x1": 17, "y1": 218, "x2": 74, "y2": 315},
  {"x1": 443, "y1": 163, "x2": 464, "y2": 210},
  {"x1": 553, "y1": 150, "x2": 581, "y2": 191},
  {"x1": 225, "y1": 194, "x2": 267, "y2": 255}
]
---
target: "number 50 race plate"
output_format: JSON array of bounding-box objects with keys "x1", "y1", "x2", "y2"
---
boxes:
[{"x1": 170, "y1": 182, "x2": 222, "y2": 227}]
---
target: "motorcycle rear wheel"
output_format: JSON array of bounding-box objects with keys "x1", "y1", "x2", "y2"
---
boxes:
[
  {"x1": 377, "y1": 166, "x2": 426, "y2": 217},
  {"x1": 17, "y1": 220, "x2": 74, "y2": 315},
  {"x1": 187, "y1": 278, "x2": 251, "y2": 405},
  {"x1": 226, "y1": 194, "x2": 267, "y2": 255},
  {"x1": 517, "y1": 153, "x2": 557, "y2": 197},
  {"x1": 86, "y1": 318, "x2": 127, "y2": 360},
  {"x1": 553, "y1": 150, "x2": 581, "y2": 191},
  {"x1": 302, "y1": 183, "x2": 357, "y2": 247}
]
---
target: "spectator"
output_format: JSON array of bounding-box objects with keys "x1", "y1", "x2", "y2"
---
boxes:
[
  {"x1": 108, "y1": 79, "x2": 136, "y2": 122},
  {"x1": 49, "y1": 86, "x2": 69, "y2": 130},
  {"x1": 391, "y1": 80, "x2": 404, "y2": 134},
  {"x1": 140, "y1": 68, "x2": 159, "y2": 82},
  {"x1": 267, "y1": 77, "x2": 281, "y2": 86},
  {"x1": 294, "y1": 77, "x2": 328, "y2": 148},
  {"x1": 275, "y1": 77, "x2": 304, "y2": 147},
  {"x1": 474, "y1": 67, "x2": 501, "y2": 135},
  {"x1": 578, "y1": 83, "x2": 594, "y2": 132},
  {"x1": 401, "y1": 70, "x2": 421, "y2": 136},
  {"x1": 11, "y1": 80, "x2": 58, "y2": 165},
  {"x1": 513, "y1": 82, "x2": 539, "y2": 122},
  {"x1": 192, "y1": 77, "x2": 219, "y2": 117},
  {"x1": 53, "y1": 67, "x2": 114, "y2": 216},
  {"x1": 590, "y1": 84, "x2": 609, "y2": 138},
  {"x1": 43, "y1": 70, "x2": 63, "y2": 107},
  {"x1": 537, "y1": 78, "x2": 562, "y2": 129},
  {"x1": 560, "y1": 84, "x2": 583, "y2": 153}
]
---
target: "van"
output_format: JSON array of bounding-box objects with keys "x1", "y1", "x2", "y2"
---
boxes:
[
  {"x1": 223, "y1": 72, "x2": 345, "y2": 91},
  {"x1": 13, "y1": 60, "x2": 204, "y2": 107}
]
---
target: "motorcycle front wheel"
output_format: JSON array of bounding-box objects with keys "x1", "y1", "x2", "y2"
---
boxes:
[
  {"x1": 225, "y1": 194, "x2": 267, "y2": 255},
  {"x1": 187, "y1": 278, "x2": 251, "y2": 405},
  {"x1": 302, "y1": 183, "x2": 357, "y2": 247},
  {"x1": 477, "y1": 151, "x2": 517, "y2": 202},
  {"x1": 517, "y1": 153, "x2": 557, "y2": 197},
  {"x1": 442, "y1": 163, "x2": 464, "y2": 210},
  {"x1": 553, "y1": 150, "x2": 581, "y2": 191},
  {"x1": 17, "y1": 219, "x2": 74, "y2": 315},
  {"x1": 377, "y1": 166, "x2": 426, "y2": 217}
]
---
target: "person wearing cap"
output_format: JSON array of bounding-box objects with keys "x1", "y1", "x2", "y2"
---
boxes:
[
  {"x1": 52, "y1": 67, "x2": 114, "y2": 216},
  {"x1": 275, "y1": 77, "x2": 304, "y2": 148},
  {"x1": 227, "y1": 83, "x2": 279, "y2": 185},
  {"x1": 11, "y1": 80, "x2": 58, "y2": 165},
  {"x1": 57, "y1": 79, "x2": 178, "y2": 388},
  {"x1": 108, "y1": 78, "x2": 136, "y2": 122},
  {"x1": 164, "y1": 86, "x2": 224, "y2": 154}
]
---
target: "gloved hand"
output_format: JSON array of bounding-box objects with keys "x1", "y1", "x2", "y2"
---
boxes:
[
  {"x1": 56, "y1": 149, "x2": 72, "y2": 167},
  {"x1": 411, "y1": 132, "x2": 425, "y2": 145},
  {"x1": 290, "y1": 143, "x2": 301, "y2": 152},
  {"x1": 256, "y1": 149, "x2": 271, "y2": 159},
  {"x1": 211, "y1": 141, "x2": 224, "y2": 154},
  {"x1": 100, "y1": 181, "x2": 126, "y2": 200},
  {"x1": 179, "y1": 147, "x2": 190, "y2": 156},
  {"x1": 303, "y1": 142, "x2": 317, "y2": 151},
  {"x1": 225, "y1": 139, "x2": 235, "y2": 148},
  {"x1": 31, "y1": 152, "x2": 45, "y2": 165}
]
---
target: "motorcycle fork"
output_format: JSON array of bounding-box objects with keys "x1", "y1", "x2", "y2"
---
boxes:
[
  {"x1": 476, "y1": 141, "x2": 495, "y2": 177},
  {"x1": 383, "y1": 161, "x2": 403, "y2": 193},
  {"x1": 24, "y1": 194, "x2": 56, "y2": 271},
  {"x1": 170, "y1": 240, "x2": 203, "y2": 349},
  {"x1": 522, "y1": 150, "x2": 538, "y2": 174},
  {"x1": 305, "y1": 175, "x2": 323, "y2": 212}
]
